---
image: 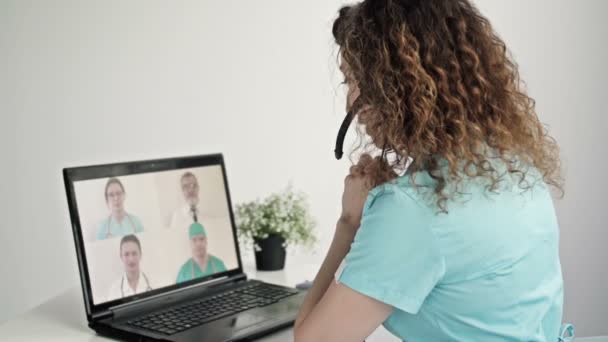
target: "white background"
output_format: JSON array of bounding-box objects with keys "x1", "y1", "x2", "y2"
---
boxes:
[
  {"x1": 1, "y1": 0, "x2": 607, "y2": 337},
  {"x1": 72, "y1": 166, "x2": 239, "y2": 304}
]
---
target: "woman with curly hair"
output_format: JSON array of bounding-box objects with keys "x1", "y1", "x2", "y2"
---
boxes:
[{"x1": 294, "y1": 0, "x2": 566, "y2": 341}]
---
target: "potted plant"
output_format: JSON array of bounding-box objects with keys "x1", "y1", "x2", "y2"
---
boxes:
[{"x1": 235, "y1": 186, "x2": 316, "y2": 271}]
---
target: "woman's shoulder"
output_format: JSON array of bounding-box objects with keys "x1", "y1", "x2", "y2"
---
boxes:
[
  {"x1": 363, "y1": 177, "x2": 436, "y2": 227},
  {"x1": 373, "y1": 161, "x2": 548, "y2": 212},
  {"x1": 367, "y1": 174, "x2": 435, "y2": 212}
]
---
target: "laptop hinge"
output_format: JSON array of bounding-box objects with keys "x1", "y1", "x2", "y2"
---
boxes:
[
  {"x1": 91, "y1": 310, "x2": 114, "y2": 322},
  {"x1": 231, "y1": 273, "x2": 247, "y2": 283}
]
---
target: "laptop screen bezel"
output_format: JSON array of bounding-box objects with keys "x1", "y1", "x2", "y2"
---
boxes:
[{"x1": 63, "y1": 153, "x2": 245, "y2": 320}]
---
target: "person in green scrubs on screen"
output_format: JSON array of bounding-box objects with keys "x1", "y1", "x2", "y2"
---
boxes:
[{"x1": 176, "y1": 222, "x2": 227, "y2": 284}]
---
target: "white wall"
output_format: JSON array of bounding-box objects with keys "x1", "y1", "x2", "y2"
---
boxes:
[{"x1": 1, "y1": 0, "x2": 607, "y2": 337}]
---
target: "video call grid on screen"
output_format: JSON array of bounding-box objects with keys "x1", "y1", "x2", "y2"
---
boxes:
[{"x1": 72, "y1": 165, "x2": 240, "y2": 305}]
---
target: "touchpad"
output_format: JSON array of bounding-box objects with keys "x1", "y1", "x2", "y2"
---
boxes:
[{"x1": 234, "y1": 313, "x2": 270, "y2": 332}]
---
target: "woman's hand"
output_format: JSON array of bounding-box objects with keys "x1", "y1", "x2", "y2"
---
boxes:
[
  {"x1": 295, "y1": 153, "x2": 396, "y2": 333},
  {"x1": 340, "y1": 153, "x2": 399, "y2": 230},
  {"x1": 339, "y1": 154, "x2": 376, "y2": 230}
]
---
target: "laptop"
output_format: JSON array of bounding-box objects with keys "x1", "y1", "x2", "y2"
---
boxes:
[{"x1": 63, "y1": 153, "x2": 305, "y2": 341}]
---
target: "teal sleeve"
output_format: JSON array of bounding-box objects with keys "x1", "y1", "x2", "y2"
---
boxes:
[
  {"x1": 132, "y1": 215, "x2": 144, "y2": 233},
  {"x1": 337, "y1": 184, "x2": 446, "y2": 314}
]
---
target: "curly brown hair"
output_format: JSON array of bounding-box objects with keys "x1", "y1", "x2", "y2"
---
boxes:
[{"x1": 333, "y1": 0, "x2": 563, "y2": 212}]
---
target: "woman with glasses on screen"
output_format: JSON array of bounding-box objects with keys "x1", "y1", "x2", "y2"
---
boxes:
[{"x1": 96, "y1": 177, "x2": 144, "y2": 240}]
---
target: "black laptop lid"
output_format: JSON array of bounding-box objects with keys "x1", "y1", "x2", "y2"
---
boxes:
[{"x1": 63, "y1": 154, "x2": 244, "y2": 320}]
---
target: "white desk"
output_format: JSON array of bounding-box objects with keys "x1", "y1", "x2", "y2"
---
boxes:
[
  {"x1": 0, "y1": 261, "x2": 396, "y2": 341},
  {"x1": 0, "y1": 260, "x2": 604, "y2": 342}
]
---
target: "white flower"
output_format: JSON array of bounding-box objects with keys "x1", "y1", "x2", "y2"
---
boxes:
[{"x1": 235, "y1": 186, "x2": 317, "y2": 248}]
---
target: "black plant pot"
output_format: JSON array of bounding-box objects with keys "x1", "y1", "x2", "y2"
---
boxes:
[{"x1": 254, "y1": 234, "x2": 286, "y2": 271}]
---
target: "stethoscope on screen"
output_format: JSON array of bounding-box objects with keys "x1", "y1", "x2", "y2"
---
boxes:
[
  {"x1": 120, "y1": 272, "x2": 152, "y2": 297},
  {"x1": 105, "y1": 214, "x2": 137, "y2": 239}
]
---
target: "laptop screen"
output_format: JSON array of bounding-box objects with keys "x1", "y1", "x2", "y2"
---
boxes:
[{"x1": 70, "y1": 162, "x2": 240, "y2": 305}]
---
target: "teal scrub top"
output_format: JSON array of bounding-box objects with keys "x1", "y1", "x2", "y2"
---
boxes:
[
  {"x1": 337, "y1": 166, "x2": 563, "y2": 341},
  {"x1": 176, "y1": 256, "x2": 227, "y2": 284},
  {"x1": 96, "y1": 213, "x2": 144, "y2": 240}
]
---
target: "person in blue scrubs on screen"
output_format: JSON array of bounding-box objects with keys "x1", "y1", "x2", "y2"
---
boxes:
[{"x1": 96, "y1": 177, "x2": 144, "y2": 240}]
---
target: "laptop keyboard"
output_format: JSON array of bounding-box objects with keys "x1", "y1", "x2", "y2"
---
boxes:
[{"x1": 126, "y1": 282, "x2": 299, "y2": 336}]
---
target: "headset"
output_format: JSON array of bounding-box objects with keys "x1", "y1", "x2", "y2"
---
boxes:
[
  {"x1": 334, "y1": 99, "x2": 363, "y2": 160},
  {"x1": 334, "y1": 99, "x2": 389, "y2": 160},
  {"x1": 334, "y1": 111, "x2": 355, "y2": 160}
]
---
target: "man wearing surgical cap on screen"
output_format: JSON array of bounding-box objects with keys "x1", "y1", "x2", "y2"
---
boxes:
[{"x1": 176, "y1": 223, "x2": 227, "y2": 284}]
